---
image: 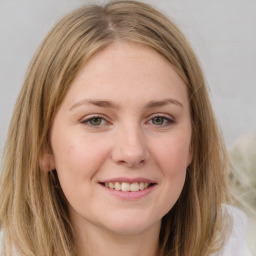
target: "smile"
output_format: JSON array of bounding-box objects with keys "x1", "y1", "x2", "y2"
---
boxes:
[
  {"x1": 103, "y1": 181, "x2": 151, "y2": 192},
  {"x1": 99, "y1": 178, "x2": 157, "y2": 199}
]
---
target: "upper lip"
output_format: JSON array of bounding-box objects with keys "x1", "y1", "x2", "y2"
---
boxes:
[{"x1": 99, "y1": 177, "x2": 157, "y2": 184}]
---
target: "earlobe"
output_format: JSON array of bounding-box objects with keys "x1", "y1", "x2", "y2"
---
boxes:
[{"x1": 39, "y1": 153, "x2": 56, "y2": 172}]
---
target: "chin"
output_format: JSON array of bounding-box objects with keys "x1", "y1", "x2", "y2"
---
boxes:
[{"x1": 100, "y1": 214, "x2": 161, "y2": 236}]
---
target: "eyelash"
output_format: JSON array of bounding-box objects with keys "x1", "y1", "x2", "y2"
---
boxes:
[
  {"x1": 80, "y1": 114, "x2": 175, "y2": 128},
  {"x1": 147, "y1": 115, "x2": 175, "y2": 126},
  {"x1": 80, "y1": 115, "x2": 109, "y2": 127}
]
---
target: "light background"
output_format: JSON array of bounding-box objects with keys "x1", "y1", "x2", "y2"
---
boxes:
[{"x1": 0, "y1": 0, "x2": 256, "y2": 153}]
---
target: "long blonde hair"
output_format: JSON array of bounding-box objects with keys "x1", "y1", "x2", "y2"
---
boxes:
[{"x1": 0, "y1": 1, "x2": 229, "y2": 255}]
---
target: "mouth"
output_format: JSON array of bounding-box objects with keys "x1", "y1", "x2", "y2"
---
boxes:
[{"x1": 99, "y1": 181, "x2": 156, "y2": 192}]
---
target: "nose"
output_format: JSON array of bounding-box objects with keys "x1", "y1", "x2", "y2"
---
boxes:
[{"x1": 111, "y1": 124, "x2": 150, "y2": 168}]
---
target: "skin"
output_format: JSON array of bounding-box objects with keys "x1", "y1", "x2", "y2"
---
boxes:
[{"x1": 42, "y1": 41, "x2": 193, "y2": 256}]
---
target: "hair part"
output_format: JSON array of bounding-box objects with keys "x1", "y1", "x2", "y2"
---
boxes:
[{"x1": 0, "y1": 1, "x2": 230, "y2": 255}]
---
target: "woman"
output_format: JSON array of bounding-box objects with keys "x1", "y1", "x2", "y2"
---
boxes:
[{"x1": 0, "y1": 1, "x2": 248, "y2": 255}]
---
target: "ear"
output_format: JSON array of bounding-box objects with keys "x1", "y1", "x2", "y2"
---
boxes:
[{"x1": 39, "y1": 153, "x2": 56, "y2": 172}]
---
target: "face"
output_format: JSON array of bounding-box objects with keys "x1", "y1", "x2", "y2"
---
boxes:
[{"x1": 45, "y1": 41, "x2": 192, "y2": 236}]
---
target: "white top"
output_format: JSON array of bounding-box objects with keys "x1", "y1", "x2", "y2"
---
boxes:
[
  {"x1": 212, "y1": 205, "x2": 250, "y2": 256},
  {"x1": 0, "y1": 205, "x2": 250, "y2": 255}
]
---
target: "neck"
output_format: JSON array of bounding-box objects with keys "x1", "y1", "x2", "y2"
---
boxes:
[{"x1": 73, "y1": 221, "x2": 161, "y2": 256}]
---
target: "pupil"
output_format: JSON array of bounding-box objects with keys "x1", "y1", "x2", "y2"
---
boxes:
[
  {"x1": 153, "y1": 117, "x2": 164, "y2": 125},
  {"x1": 90, "y1": 118, "x2": 101, "y2": 126}
]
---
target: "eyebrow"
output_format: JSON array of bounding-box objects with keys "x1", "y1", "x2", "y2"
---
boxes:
[
  {"x1": 69, "y1": 98, "x2": 183, "y2": 111},
  {"x1": 69, "y1": 99, "x2": 120, "y2": 111},
  {"x1": 145, "y1": 98, "x2": 183, "y2": 108}
]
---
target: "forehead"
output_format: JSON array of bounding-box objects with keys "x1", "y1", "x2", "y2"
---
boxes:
[
  {"x1": 62, "y1": 41, "x2": 189, "y2": 109},
  {"x1": 79, "y1": 41, "x2": 175, "y2": 76}
]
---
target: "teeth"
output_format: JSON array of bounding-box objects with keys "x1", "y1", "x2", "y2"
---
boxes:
[
  {"x1": 115, "y1": 182, "x2": 121, "y2": 191},
  {"x1": 130, "y1": 182, "x2": 139, "y2": 192},
  {"x1": 104, "y1": 181, "x2": 151, "y2": 192},
  {"x1": 121, "y1": 182, "x2": 130, "y2": 191},
  {"x1": 139, "y1": 182, "x2": 145, "y2": 190}
]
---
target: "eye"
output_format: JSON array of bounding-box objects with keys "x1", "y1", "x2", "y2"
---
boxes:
[
  {"x1": 88, "y1": 117, "x2": 104, "y2": 126},
  {"x1": 81, "y1": 115, "x2": 107, "y2": 127},
  {"x1": 152, "y1": 116, "x2": 165, "y2": 125},
  {"x1": 149, "y1": 115, "x2": 174, "y2": 126}
]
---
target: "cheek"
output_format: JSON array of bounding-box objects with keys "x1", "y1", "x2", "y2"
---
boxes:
[
  {"x1": 51, "y1": 136, "x2": 110, "y2": 207},
  {"x1": 152, "y1": 134, "x2": 191, "y2": 174},
  {"x1": 52, "y1": 131, "x2": 110, "y2": 178},
  {"x1": 150, "y1": 133, "x2": 190, "y2": 204},
  {"x1": 150, "y1": 140, "x2": 188, "y2": 216}
]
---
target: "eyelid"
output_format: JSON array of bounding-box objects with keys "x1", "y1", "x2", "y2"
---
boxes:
[
  {"x1": 79, "y1": 113, "x2": 175, "y2": 128},
  {"x1": 147, "y1": 113, "x2": 175, "y2": 121},
  {"x1": 80, "y1": 114, "x2": 111, "y2": 127},
  {"x1": 80, "y1": 114, "x2": 102, "y2": 122},
  {"x1": 146, "y1": 113, "x2": 175, "y2": 126}
]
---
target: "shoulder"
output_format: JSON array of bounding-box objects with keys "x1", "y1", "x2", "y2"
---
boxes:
[
  {"x1": 0, "y1": 231, "x2": 4, "y2": 255},
  {"x1": 0, "y1": 230, "x2": 18, "y2": 256},
  {"x1": 213, "y1": 204, "x2": 251, "y2": 256},
  {"x1": 0, "y1": 230, "x2": 6, "y2": 256}
]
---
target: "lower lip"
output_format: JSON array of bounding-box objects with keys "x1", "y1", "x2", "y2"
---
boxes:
[{"x1": 100, "y1": 184, "x2": 156, "y2": 200}]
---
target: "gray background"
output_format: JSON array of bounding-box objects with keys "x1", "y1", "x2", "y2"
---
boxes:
[{"x1": 1, "y1": 0, "x2": 256, "y2": 153}]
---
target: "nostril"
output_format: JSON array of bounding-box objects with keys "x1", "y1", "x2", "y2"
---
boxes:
[
  {"x1": 119, "y1": 159, "x2": 146, "y2": 168},
  {"x1": 111, "y1": 140, "x2": 150, "y2": 168}
]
